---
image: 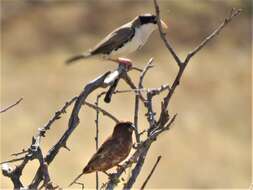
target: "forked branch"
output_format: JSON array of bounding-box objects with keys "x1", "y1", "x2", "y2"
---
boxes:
[{"x1": 1, "y1": 1, "x2": 242, "y2": 189}]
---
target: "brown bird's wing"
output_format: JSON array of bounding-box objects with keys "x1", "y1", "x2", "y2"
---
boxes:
[
  {"x1": 83, "y1": 136, "x2": 128, "y2": 173},
  {"x1": 90, "y1": 26, "x2": 135, "y2": 55}
]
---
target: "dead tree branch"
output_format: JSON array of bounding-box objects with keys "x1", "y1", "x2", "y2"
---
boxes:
[
  {"x1": 134, "y1": 58, "x2": 154, "y2": 143},
  {"x1": 140, "y1": 155, "x2": 161, "y2": 190},
  {"x1": 29, "y1": 64, "x2": 130, "y2": 189},
  {"x1": 1, "y1": 64, "x2": 131, "y2": 189},
  {"x1": 1, "y1": 2, "x2": 241, "y2": 189},
  {"x1": 95, "y1": 96, "x2": 100, "y2": 190},
  {"x1": 106, "y1": 2, "x2": 241, "y2": 190},
  {"x1": 84, "y1": 101, "x2": 119, "y2": 123},
  {"x1": 154, "y1": 0, "x2": 242, "y2": 111},
  {"x1": 0, "y1": 98, "x2": 23, "y2": 113}
]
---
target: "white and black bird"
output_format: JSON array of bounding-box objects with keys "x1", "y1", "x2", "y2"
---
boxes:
[{"x1": 66, "y1": 13, "x2": 167, "y2": 66}]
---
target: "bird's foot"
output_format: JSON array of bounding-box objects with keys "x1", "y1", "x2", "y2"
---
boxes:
[
  {"x1": 117, "y1": 57, "x2": 132, "y2": 68},
  {"x1": 108, "y1": 57, "x2": 132, "y2": 70}
]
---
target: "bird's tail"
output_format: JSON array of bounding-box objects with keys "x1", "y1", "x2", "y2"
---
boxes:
[
  {"x1": 65, "y1": 52, "x2": 91, "y2": 65},
  {"x1": 68, "y1": 172, "x2": 84, "y2": 187}
]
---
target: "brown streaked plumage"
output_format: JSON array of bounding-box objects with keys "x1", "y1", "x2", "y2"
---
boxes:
[{"x1": 69, "y1": 121, "x2": 135, "y2": 187}]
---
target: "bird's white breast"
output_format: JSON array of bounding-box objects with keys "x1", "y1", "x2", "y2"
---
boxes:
[{"x1": 110, "y1": 23, "x2": 156, "y2": 57}]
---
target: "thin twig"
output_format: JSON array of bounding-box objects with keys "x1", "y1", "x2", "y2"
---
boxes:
[
  {"x1": 0, "y1": 98, "x2": 23, "y2": 113},
  {"x1": 154, "y1": 0, "x2": 182, "y2": 67},
  {"x1": 44, "y1": 97, "x2": 77, "y2": 130},
  {"x1": 134, "y1": 58, "x2": 154, "y2": 143},
  {"x1": 0, "y1": 156, "x2": 26, "y2": 164},
  {"x1": 95, "y1": 96, "x2": 100, "y2": 190},
  {"x1": 140, "y1": 156, "x2": 162, "y2": 190},
  {"x1": 113, "y1": 84, "x2": 170, "y2": 95},
  {"x1": 84, "y1": 101, "x2": 119, "y2": 123},
  {"x1": 139, "y1": 58, "x2": 154, "y2": 89},
  {"x1": 184, "y1": 8, "x2": 242, "y2": 64},
  {"x1": 11, "y1": 149, "x2": 29, "y2": 157},
  {"x1": 122, "y1": 73, "x2": 146, "y2": 102}
]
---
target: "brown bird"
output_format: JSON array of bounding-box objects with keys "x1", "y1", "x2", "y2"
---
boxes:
[{"x1": 69, "y1": 121, "x2": 135, "y2": 187}]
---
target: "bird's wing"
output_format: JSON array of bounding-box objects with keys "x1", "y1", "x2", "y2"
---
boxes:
[
  {"x1": 83, "y1": 137, "x2": 122, "y2": 172},
  {"x1": 88, "y1": 137, "x2": 117, "y2": 163},
  {"x1": 90, "y1": 26, "x2": 135, "y2": 55}
]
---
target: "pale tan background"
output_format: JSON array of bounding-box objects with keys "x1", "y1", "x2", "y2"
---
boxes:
[{"x1": 1, "y1": 0, "x2": 252, "y2": 189}]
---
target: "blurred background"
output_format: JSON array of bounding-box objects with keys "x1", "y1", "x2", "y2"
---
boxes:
[{"x1": 1, "y1": 0, "x2": 252, "y2": 189}]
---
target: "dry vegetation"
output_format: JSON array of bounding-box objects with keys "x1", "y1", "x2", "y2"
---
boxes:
[{"x1": 1, "y1": 0, "x2": 252, "y2": 189}]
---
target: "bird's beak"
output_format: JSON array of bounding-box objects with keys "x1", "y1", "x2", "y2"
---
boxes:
[
  {"x1": 160, "y1": 19, "x2": 168, "y2": 30},
  {"x1": 130, "y1": 124, "x2": 137, "y2": 131}
]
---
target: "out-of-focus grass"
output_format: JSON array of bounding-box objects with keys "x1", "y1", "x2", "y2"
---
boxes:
[{"x1": 1, "y1": 0, "x2": 252, "y2": 189}]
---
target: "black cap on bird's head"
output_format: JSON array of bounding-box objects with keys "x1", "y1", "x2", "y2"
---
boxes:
[
  {"x1": 139, "y1": 14, "x2": 157, "y2": 25},
  {"x1": 133, "y1": 13, "x2": 168, "y2": 30},
  {"x1": 113, "y1": 121, "x2": 136, "y2": 136}
]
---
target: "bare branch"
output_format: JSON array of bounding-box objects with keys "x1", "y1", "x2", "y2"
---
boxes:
[
  {"x1": 112, "y1": 84, "x2": 170, "y2": 95},
  {"x1": 84, "y1": 101, "x2": 119, "y2": 123},
  {"x1": 184, "y1": 8, "x2": 242, "y2": 64},
  {"x1": 154, "y1": 0, "x2": 242, "y2": 113},
  {"x1": 2, "y1": 3, "x2": 242, "y2": 189},
  {"x1": 41, "y1": 96, "x2": 78, "y2": 136},
  {"x1": 0, "y1": 157, "x2": 26, "y2": 165},
  {"x1": 29, "y1": 64, "x2": 131, "y2": 188},
  {"x1": 140, "y1": 156, "x2": 162, "y2": 190},
  {"x1": 134, "y1": 58, "x2": 154, "y2": 143},
  {"x1": 146, "y1": 91, "x2": 157, "y2": 135},
  {"x1": 2, "y1": 163, "x2": 23, "y2": 188},
  {"x1": 0, "y1": 98, "x2": 23, "y2": 113},
  {"x1": 154, "y1": 0, "x2": 182, "y2": 66},
  {"x1": 139, "y1": 58, "x2": 154, "y2": 89},
  {"x1": 11, "y1": 149, "x2": 29, "y2": 157},
  {"x1": 123, "y1": 146, "x2": 150, "y2": 190},
  {"x1": 122, "y1": 73, "x2": 146, "y2": 102},
  {"x1": 95, "y1": 96, "x2": 100, "y2": 190}
]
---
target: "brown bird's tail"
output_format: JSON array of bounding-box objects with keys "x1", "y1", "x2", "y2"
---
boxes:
[
  {"x1": 68, "y1": 172, "x2": 85, "y2": 187},
  {"x1": 65, "y1": 52, "x2": 91, "y2": 64}
]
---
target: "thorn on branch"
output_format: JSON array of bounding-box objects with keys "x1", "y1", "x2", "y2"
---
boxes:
[{"x1": 62, "y1": 144, "x2": 71, "y2": 151}]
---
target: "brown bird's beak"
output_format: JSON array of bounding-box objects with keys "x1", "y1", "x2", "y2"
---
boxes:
[{"x1": 160, "y1": 19, "x2": 168, "y2": 30}]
